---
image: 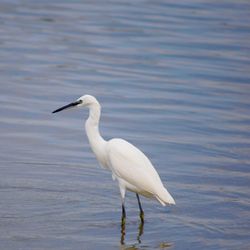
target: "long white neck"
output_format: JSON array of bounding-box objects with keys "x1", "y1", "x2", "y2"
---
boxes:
[{"x1": 85, "y1": 103, "x2": 107, "y2": 166}]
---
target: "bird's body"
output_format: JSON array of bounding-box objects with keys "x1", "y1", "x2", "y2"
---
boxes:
[
  {"x1": 53, "y1": 95, "x2": 175, "y2": 222},
  {"x1": 107, "y1": 138, "x2": 175, "y2": 205}
]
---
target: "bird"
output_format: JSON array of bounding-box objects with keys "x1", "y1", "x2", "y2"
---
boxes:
[{"x1": 52, "y1": 95, "x2": 175, "y2": 223}]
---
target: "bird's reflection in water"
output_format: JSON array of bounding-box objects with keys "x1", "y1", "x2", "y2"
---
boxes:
[
  {"x1": 120, "y1": 219, "x2": 144, "y2": 245},
  {"x1": 120, "y1": 219, "x2": 173, "y2": 250},
  {"x1": 136, "y1": 219, "x2": 144, "y2": 244}
]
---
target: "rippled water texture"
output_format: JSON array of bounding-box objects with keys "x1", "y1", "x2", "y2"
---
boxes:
[{"x1": 0, "y1": 1, "x2": 250, "y2": 249}]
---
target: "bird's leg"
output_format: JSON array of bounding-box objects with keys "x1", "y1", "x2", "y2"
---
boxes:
[
  {"x1": 120, "y1": 205, "x2": 126, "y2": 245},
  {"x1": 121, "y1": 203, "x2": 126, "y2": 226},
  {"x1": 136, "y1": 193, "x2": 144, "y2": 223},
  {"x1": 119, "y1": 185, "x2": 126, "y2": 226}
]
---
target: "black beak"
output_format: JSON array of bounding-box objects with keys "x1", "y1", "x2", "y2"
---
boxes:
[{"x1": 52, "y1": 100, "x2": 82, "y2": 113}]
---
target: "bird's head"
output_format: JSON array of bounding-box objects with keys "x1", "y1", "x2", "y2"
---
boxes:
[{"x1": 52, "y1": 95, "x2": 99, "y2": 113}]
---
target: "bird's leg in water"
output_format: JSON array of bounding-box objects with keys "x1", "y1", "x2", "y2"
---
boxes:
[
  {"x1": 120, "y1": 209, "x2": 126, "y2": 245},
  {"x1": 136, "y1": 194, "x2": 144, "y2": 222}
]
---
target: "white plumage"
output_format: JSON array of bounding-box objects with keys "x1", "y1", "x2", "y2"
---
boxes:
[
  {"x1": 107, "y1": 138, "x2": 175, "y2": 205},
  {"x1": 53, "y1": 94, "x2": 175, "y2": 221}
]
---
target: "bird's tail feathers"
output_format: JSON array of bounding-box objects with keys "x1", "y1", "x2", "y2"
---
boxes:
[{"x1": 156, "y1": 187, "x2": 175, "y2": 206}]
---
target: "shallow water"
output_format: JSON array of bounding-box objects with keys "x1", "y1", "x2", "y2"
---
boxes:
[{"x1": 0, "y1": 0, "x2": 250, "y2": 249}]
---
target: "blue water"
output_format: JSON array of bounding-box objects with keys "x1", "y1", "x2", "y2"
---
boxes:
[{"x1": 0, "y1": 1, "x2": 250, "y2": 249}]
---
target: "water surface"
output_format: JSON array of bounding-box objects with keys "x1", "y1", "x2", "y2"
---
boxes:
[{"x1": 0, "y1": 0, "x2": 250, "y2": 249}]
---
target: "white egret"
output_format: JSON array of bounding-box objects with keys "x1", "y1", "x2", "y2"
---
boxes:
[{"x1": 52, "y1": 95, "x2": 175, "y2": 223}]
